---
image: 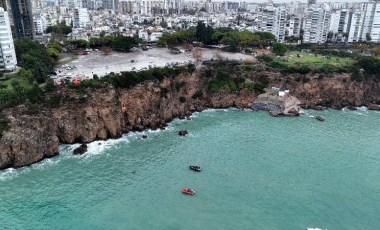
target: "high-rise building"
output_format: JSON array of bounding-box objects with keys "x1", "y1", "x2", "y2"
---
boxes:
[
  {"x1": 73, "y1": 8, "x2": 89, "y2": 28},
  {"x1": 307, "y1": 0, "x2": 316, "y2": 7},
  {"x1": 257, "y1": 2, "x2": 287, "y2": 42},
  {"x1": 329, "y1": 9, "x2": 351, "y2": 42},
  {"x1": 348, "y1": 2, "x2": 380, "y2": 43},
  {"x1": 0, "y1": 7, "x2": 17, "y2": 71},
  {"x1": 274, "y1": 6, "x2": 287, "y2": 42},
  {"x1": 287, "y1": 15, "x2": 301, "y2": 38},
  {"x1": 303, "y1": 4, "x2": 331, "y2": 43},
  {"x1": 9, "y1": 0, "x2": 34, "y2": 39}
]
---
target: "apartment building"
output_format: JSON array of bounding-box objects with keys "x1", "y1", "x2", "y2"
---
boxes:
[{"x1": 0, "y1": 7, "x2": 17, "y2": 71}]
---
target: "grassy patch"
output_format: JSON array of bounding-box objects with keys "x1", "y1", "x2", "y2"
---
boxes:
[
  {"x1": 273, "y1": 51, "x2": 354, "y2": 68},
  {"x1": 0, "y1": 73, "x2": 33, "y2": 91}
]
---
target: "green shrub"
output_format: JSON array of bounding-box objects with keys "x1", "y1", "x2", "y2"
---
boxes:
[
  {"x1": 47, "y1": 95, "x2": 62, "y2": 108},
  {"x1": 257, "y1": 55, "x2": 273, "y2": 62},
  {"x1": 253, "y1": 83, "x2": 266, "y2": 93},
  {"x1": 242, "y1": 82, "x2": 255, "y2": 91},
  {"x1": 160, "y1": 88, "x2": 169, "y2": 98},
  {"x1": 175, "y1": 81, "x2": 186, "y2": 91},
  {"x1": 187, "y1": 63, "x2": 196, "y2": 73},
  {"x1": 26, "y1": 103, "x2": 39, "y2": 115},
  {"x1": 0, "y1": 118, "x2": 9, "y2": 138}
]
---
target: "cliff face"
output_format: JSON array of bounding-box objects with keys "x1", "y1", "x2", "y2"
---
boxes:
[
  {"x1": 0, "y1": 71, "x2": 254, "y2": 169},
  {"x1": 290, "y1": 74, "x2": 380, "y2": 109},
  {"x1": 0, "y1": 70, "x2": 379, "y2": 169}
]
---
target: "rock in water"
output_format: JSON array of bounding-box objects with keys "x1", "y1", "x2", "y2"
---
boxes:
[
  {"x1": 347, "y1": 106, "x2": 357, "y2": 111},
  {"x1": 73, "y1": 144, "x2": 88, "y2": 155},
  {"x1": 368, "y1": 104, "x2": 380, "y2": 111},
  {"x1": 316, "y1": 115, "x2": 325, "y2": 121},
  {"x1": 179, "y1": 130, "x2": 188, "y2": 136},
  {"x1": 142, "y1": 135, "x2": 148, "y2": 139}
]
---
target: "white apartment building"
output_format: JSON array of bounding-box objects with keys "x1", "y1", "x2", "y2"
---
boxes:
[
  {"x1": 257, "y1": 3, "x2": 287, "y2": 42},
  {"x1": 303, "y1": 5, "x2": 331, "y2": 43},
  {"x1": 274, "y1": 6, "x2": 287, "y2": 42},
  {"x1": 0, "y1": 7, "x2": 17, "y2": 71},
  {"x1": 348, "y1": 2, "x2": 380, "y2": 43},
  {"x1": 33, "y1": 14, "x2": 46, "y2": 34},
  {"x1": 287, "y1": 15, "x2": 301, "y2": 37},
  {"x1": 73, "y1": 8, "x2": 89, "y2": 28},
  {"x1": 329, "y1": 9, "x2": 351, "y2": 42},
  {"x1": 119, "y1": 0, "x2": 138, "y2": 14}
]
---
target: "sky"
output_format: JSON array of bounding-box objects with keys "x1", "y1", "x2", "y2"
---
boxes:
[{"x1": 44, "y1": 0, "x2": 369, "y2": 2}]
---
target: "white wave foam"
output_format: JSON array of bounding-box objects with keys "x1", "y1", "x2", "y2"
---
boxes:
[
  {"x1": 358, "y1": 106, "x2": 368, "y2": 111},
  {"x1": 354, "y1": 112, "x2": 367, "y2": 116},
  {"x1": 203, "y1": 108, "x2": 228, "y2": 113},
  {"x1": 0, "y1": 168, "x2": 18, "y2": 181},
  {"x1": 32, "y1": 158, "x2": 61, "y2": 170}
]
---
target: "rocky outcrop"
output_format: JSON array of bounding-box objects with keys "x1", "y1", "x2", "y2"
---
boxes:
[
  {"x1": 316, "y1": 115, "x2": 325, "y2": 121},
  {"x1": 73, "y1": 144, "x2": 88, "y2": 155},
  {"x1": 0, "y1": 108, "x2": 59, "y2": 169},
  {"x1": 179, "y1": 130, "x2": 188, "y2": 136},
  {"x1": 0, "y1": 68, "x2": 379, "y2": 170}
]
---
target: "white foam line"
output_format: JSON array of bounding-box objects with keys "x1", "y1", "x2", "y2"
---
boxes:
[{"x1": 0, "y1": 168, "x2": 18, "y2": 181}]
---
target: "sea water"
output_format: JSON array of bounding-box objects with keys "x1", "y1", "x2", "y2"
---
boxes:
[{"x1": 0, "y1": 108, "x2": 379, "y2": 230}]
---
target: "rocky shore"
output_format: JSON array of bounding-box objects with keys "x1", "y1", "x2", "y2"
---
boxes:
[{"x1": 0, "y1": 67, "x2": 379, "y2": 169}]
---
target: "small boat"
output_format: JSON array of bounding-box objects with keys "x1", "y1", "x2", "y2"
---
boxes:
[
  {"x1": 189, "y1": 165, "x2": 201, "y2": 172},
  {"x1": 181, "y1": 188, "x2": 195, "y2": 195}
]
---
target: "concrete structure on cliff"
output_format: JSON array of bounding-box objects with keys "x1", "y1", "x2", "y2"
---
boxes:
[{"x1": 252, "y1": 87, "x2": 301, "y2": 116}]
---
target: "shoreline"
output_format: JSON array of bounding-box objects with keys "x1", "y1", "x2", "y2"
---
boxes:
[
  {"x1": 1, "y1": 62, "x2": 379, "y2": 170},
  {"x1": 0, "y1": 106, "x2": 377, "y2": 179},
  {"x1": 1, "y1": 105, "x2": 378, "y2": 173}
]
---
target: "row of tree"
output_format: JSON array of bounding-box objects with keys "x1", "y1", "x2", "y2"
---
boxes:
[
  {"x1": 158, "y1": 22, "x2": 276, "y2": 48},
  {"x1": 65, "y1": 35, "x2": 142, "y2": 52}
]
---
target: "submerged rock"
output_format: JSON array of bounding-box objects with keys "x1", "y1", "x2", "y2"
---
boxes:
[
  {"x1": 347, "y1": 106, "x2": 357, "y2": 111},
  {"x1": 316, "y1": 115, "x2": 325, "y2": 121},
  {"x1": 73, "y1": 144, "x2": 88, "y2": 155},
  {"x1": 179, "y1": 129, "x2": 188, "y2": 136}
]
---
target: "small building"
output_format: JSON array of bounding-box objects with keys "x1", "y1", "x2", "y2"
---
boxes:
[{"x1": 279, "y1": 87, "x2": 289, "y2": 97}]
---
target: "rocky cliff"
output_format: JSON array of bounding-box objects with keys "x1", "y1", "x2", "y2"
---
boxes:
[{"x1": 0, "y1": 68, "x2": 379, "y2": 169}]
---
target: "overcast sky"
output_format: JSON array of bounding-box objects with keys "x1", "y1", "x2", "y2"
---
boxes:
[{"x1": 45, "y1": 0, "x2": 369, "y2": 2}]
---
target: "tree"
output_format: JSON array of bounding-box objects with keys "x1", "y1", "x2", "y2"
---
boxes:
[
  {"x1": 112, "y1": 36, "x2": 140, "y2": 52},
  {"x1": 366, "y1": 33, "x2": 372, "y2": 42},
  {"x1": 272, "y1": 43, "x2": 287, "y2": 56},
  {"x1": 196, "y1": 22, "x2": 214, "y2": 45},
  {"x1": 15, "y1": 39, "x2": 54, "y2": 83},
  {"x1": 160, "y1": 19, "x2": 168, "y2": 28},
  {"x1": 327, "y1": 31, "x2": 334, "y2": 42},
  {"x1": 300, "y1": 29, "x2": 304, "y2": 42}
]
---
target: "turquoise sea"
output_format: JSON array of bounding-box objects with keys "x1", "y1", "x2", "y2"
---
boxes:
[{"x1": 0, "y1": 108, "x2": 379, "y2": 230}]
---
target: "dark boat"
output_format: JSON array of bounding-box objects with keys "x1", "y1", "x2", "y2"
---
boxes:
[
  {"x1": 189, "y1": 165, "x2": 201, "y2": 172},
  {"x1": 181, "y1": 188, "x2": 195, "y2": 195}
]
